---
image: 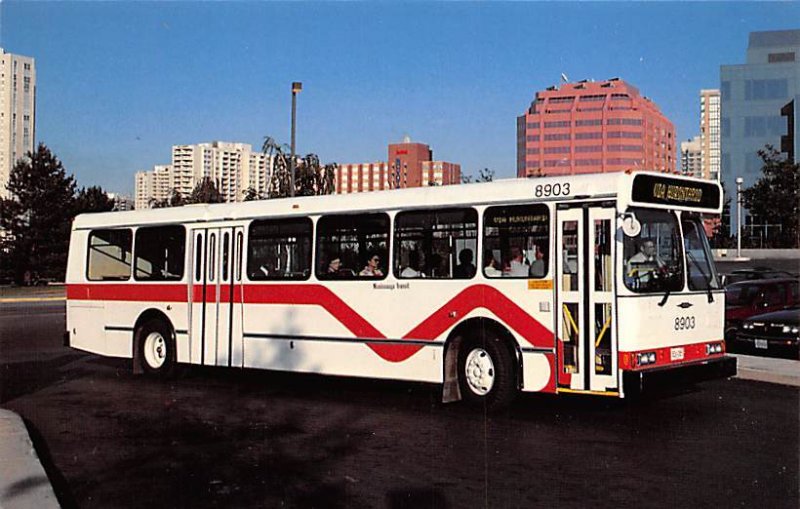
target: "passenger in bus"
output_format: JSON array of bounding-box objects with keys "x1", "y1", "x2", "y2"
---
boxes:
[
  {"x1": 484, "y1": 251, "x2": 502, "y2": 277},
  {"x1": 529, "y1": 244, "x2": 546, "y2": 277},
  {"x1": 625, "y1": 239, "x2": 664, "y2": 284},
  {"x1": 454, "y1": 248, "x2": 476, "y2": 278},
  {"x1": 326, "y1": 257, "x2": 342, "y2": 276},
  {"x1": 506, "y1": 246, "x2": 529, "y2": 277},
  {"x1": 400, "y1": 250, "x2": 425, "y2": 278},
  {"x1": 359, "y1": 254, "x2": 384, "y2": 277}
]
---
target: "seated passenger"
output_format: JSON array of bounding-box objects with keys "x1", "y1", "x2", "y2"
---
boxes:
[
  {"x1": 359, "y1": 253, "x2": 384, "y2": 277},
  {"x1": 506, "y1": 246, "x2": 529, "y2": 277},
  {"x1": 454, "y1": 248, "x2": 476, "y2": 278},
  {"x1": 484, "y1": 251, "x2": 502, "y2": 277},
  {"x1": 529, "y1": 244, "x2": 546, "y2": 277},
  {"x1": 400, "y1": 250, "x2": 425, "y2": 278}
]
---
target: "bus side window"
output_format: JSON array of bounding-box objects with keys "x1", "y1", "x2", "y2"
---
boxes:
[
  {"x1": 316, "y1": 213, "x2": 389, "y2": 280},
  {"x1": 134, "y1": 225, "x2": 186, "y2": 281},
  {"x1": 482, "y1": 204, "x2": 550, "y2": 279},
  {"x1": 247, "y1": 218, "x2": 312, "y2": 281},
  {"x1": 87, "y1": 228, "x2": 133, "y2": 281},
  {"x1": 394, "y1": 208, "x2": 478, "y2": 279}
]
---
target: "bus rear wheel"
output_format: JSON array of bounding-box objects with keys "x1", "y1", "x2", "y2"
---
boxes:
[
  {"x1": 136, "y1": 319, "x2": 176, "y2": 377},
  {"x1": 457, "y1": 333, "x2": 517, "y2": 411}
]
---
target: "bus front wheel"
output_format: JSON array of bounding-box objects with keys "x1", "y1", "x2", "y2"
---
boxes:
[
  {"x1": 457, "y1": 333, "x2": 516, "y2": 411},
  {"x1": 136, "y1": 319, "x2": 176, "y2": 377}
]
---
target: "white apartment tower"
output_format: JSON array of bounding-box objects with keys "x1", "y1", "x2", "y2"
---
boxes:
[
  {"x1": 0, "y1": 49, "x2": 36, "y2": 199},
  {"x1": 680, "y1": 136, "x2": 703, "y2": 178},
  {"x1": 135, "y1": 142, "x2": 272, "y2": 208},
  {"x1": 700, "y1": 89, "x2": 721, "y2": 181}
]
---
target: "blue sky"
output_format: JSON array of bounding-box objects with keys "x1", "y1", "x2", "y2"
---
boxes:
[{"x1": 1, "y1": 2, "x2": 798, "y2": 195}]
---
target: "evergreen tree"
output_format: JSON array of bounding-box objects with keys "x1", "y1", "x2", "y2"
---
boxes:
[
  {"x1": 0, "y1": 144, "x2": 76, "y2": 282},
  {"x1": 75, "y1": 185, "x2": 115, "y2": 214},
  {"x1": 742, "y1": 145, "x2": 800, "y2": 248}
]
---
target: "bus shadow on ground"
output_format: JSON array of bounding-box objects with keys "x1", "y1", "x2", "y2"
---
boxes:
[{"x1": 0, "y1": 352, "x2": 86, "y2": 404}]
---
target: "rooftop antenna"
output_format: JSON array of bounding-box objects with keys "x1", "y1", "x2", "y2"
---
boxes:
[{"x1": 560, "y1": 73, "x2": 569, "y2": 83}]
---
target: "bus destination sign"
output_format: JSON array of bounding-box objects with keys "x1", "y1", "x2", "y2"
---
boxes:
[{"x1": 631, "y1": 174, "x2": 721, "y2": 210}]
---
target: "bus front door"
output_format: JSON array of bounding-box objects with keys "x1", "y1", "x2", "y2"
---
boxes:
[
  {"x1": 556, "y1": 204, "x2": 618, "y2": 394},
  {"x1": 190, "y1": 227, "x2": 244, "y2": 367}
]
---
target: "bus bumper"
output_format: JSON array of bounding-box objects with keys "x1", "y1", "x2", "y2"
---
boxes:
[{"x1": 622, "y1": 355, "x2": 737, "y2": 397}]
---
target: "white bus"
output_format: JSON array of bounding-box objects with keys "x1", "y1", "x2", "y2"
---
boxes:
[{"x1": 65, "y1": 171, "x2": 736, "y2": 409}]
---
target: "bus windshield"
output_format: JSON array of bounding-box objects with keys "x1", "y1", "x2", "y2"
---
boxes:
[
  {"x1": 681, "y1": 216, "x2": 721, "y2": 291},
  {"x1": 623, "y1": 208, "x2": 684, "y2": 293}
]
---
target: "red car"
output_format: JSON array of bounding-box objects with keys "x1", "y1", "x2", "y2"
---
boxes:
[{"x1": 725, "y1": 278, "x2": 800, "y2": 344}]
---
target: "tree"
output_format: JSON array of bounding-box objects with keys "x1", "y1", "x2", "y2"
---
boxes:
[
  {"x1": 263, "y1": 137, "x2": 336, "y2": 198},
  {"x1": 709, "y1": 182, "x2": 735, "y2": 248},
  {"x1": 243, "y1": 187, "x2": 263, "y2": 201},
  {"x1": 0, "y1": 144, "x2": 77, "y2": 282},
  {"x1": 186, "y1": 177, "x2": 224, "y2": 204},
  {"x1": 149, "y1": 189, "x2": 184, "y2": 209},
  {"x1": 461, "y1": 167, "x2": 495, "y2": 184},
  {"x1": 742, "y1": 145, "x2": 800, "y2": 248},
  {"x1": 75, "y1": 185, "x2": 115, "y2": 214}
]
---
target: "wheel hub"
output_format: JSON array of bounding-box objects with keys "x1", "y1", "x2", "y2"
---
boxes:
[
  {"x1": 464, "y1": 348, "x2": 495, "y2": 395},
  {"x1": 143, "y1": 332, "x2": 167, "y2": 369}
]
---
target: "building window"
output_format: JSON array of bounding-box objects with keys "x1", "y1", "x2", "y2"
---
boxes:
[
  {"x1": 134, "y1": 225, "x2": 186, "y2": 281},
  {"x1": 768, "y1": 52, "x2": 795, "y2": 63},
  {"x1": 483, "y1": 204, "x2": 549, "y2": 279},
  {"x1": 575, "y1": 132, "x2": 602, "y2": 140},
  {"x1": 549, "y1": 97, "x2": 574, "y2": 104},
  {"x1": 543, "y1": 133, "x2": 570, "y2": 141},
  {"x1": 720, "y1": 81, "x2": 731, "y2": 100},
  {"x1": 544, "y1": 146, "x2": 570, "y2": 154},
  {"x1": 526, "y1": 148, "x2": 540, "y2": 155},
  {"x1": 575, "y1": 159, "x2": 602, "y2": 166},
  {"x1": 579, "y1": 95, "x2": 606, "y2": 102},
  {"x1": 526, "y1": 135, "x2": 540, "y2": 142},
  {"x1": 607, "y1": 131, "x2": 642, "y2": 139},
  {"x1": 575, "y1": 119, "x2": 602, "y2": 126},
  {"x1": 544, "y1": 121, "x2": 571, "y2": 128},
  {"x1": 744, "y1": 79, "x2": 788, "y2": 101},
  {"x1": 247, "y1": 218, "x2": 312, "y2": 280},
  {"x1": 87, "y1": 229, "x2": 133, "y2": 281},
  {"x1": 544, "y1": 159, "x2": 570, "y2": 167},
  {"x1": 574, "y1": 145, "x2": 601, "y2": 153},
  {"x1": 526, "y1": 122, "x2": 540, "y2": 129},
  {"x1": 721, "y1": 118, "x2": 731, "y2": 138}
]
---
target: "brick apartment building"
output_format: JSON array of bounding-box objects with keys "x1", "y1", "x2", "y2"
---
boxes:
[
  {"x1": 337, "y1": 137, "x2": 460, "y2": 194},
  {"x1": 517, "y1": 78, "x2": 675, "y2": 177}
]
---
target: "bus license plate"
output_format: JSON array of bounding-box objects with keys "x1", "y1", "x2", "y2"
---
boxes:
[
  {"x1": 670, "y1": 347, "x2": 684, "y2": 361},
  {"x1": 755, "y1": 339, "x2": 768, "y2": 349}
]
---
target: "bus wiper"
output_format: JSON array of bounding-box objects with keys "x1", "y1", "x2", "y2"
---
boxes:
[
  {"x1": 686, "y1": 250, "x2": 714, "y2": 303},
  {"x1": 657, "y1": 273, "x2": 672, "y2": 307}
]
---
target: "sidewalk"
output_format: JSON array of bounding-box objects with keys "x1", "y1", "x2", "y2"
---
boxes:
[
  {"x1": 0, "y1": 410, "x2": 59, "y2": 508},
  {"x1": 732, "y1": 353, "x2": 800, "y2": 387},
  {"x1": 0, "y1": 285, "x2": 65, "y2": 304}
]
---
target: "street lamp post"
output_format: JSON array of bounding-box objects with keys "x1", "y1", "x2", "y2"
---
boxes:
[
  {"x1": 290, "y1": 81, "x2": 302, "y2": 197},
  {"x1": 736, "y1": 176, "x2": 744, "y2": 258}
]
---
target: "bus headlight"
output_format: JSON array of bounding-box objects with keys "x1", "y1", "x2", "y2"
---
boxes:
[
  {"x1": 706, "y1": 343, "x2": 723, "y2": 354},
  {"x1": 637, "y1": 352, "x2": 657, "y2": 366}
]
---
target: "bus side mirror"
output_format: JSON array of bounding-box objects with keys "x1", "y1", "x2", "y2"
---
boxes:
[{"x1": 621, "y1": 213, "x2": 642, "y2": 237}]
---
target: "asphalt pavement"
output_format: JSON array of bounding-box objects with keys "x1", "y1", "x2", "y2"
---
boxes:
[{"x1": 1, "y1": 295, "x2": 799, "y2": 508}]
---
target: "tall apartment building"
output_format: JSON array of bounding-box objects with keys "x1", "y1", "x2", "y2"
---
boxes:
[
  {"x1": 0, "y1": 49, "x2": 36, "y2": 199},
  {"x1": 680, "y1": 136, "x2": 702, "y2": 178},
  {"x1": 720, "y1": 30, "x2": 800, "y2": 190},
  {"x1": 516, "y1": 78, "x2": 675, "y2": 177},
  {"x1": 337, "y1": 137, "x2": 461, "y2": 194},
  {"x1": 700, "y1": 89, "x2": 721, "y2": 181},
  {"x1": 135, "y1": 142, "x2": 271, "y2": 208}
]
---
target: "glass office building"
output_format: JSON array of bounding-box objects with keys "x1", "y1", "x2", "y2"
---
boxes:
[{"x1": 720, "y1": 30, "x2": 800, "y2": 193}]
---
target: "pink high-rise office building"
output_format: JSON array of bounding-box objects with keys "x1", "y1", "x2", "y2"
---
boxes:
[{"x1": 516, "y1": 78, "x2": 675, "y2": 177}]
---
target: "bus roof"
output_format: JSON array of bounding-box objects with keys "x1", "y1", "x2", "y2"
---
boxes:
[{"x1": 73, "y1": 171, "x2": 721, "y2": 230}]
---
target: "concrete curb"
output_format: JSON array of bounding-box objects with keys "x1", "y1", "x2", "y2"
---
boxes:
[
  {"x1": 732, "y1": 354, "x2": 800, "y2": 387},
  {"x1": 0, "y1": 410, "x2": 59, "y2": 508},
  {"x1": 0, "y1": 297, "x2": 65, "y2": 304}
]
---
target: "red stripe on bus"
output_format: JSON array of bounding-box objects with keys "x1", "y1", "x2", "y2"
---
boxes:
[
  {"x1": 619, "y1": 341, "x2": 724, "y2": 371},
  {"x1": 67, "y1": 283, "x2": 554, "y2": 364}
]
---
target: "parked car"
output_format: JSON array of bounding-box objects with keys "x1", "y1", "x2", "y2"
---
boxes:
[
  {"x1": 721, "y1": 266, "x2": 797, "y2": 286},
  {"x1": 724, "y1": 278, "x2": 800, "y2": 343},
  {"x1": 731, "y1": 307, "x2": 800, "y2": 359}
]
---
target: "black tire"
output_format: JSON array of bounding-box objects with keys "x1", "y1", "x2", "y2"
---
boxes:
[
  {"x1": 136, "y1": 318, "x2": 176, "y2": 377},
  {"x1": 457, "y1": 332, "x2": 517, "y2": 411}
]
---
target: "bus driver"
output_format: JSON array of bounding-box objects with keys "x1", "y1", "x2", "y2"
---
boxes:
[{"x1": 625, "y1": 239, "x2": 665, "y2": 287}]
